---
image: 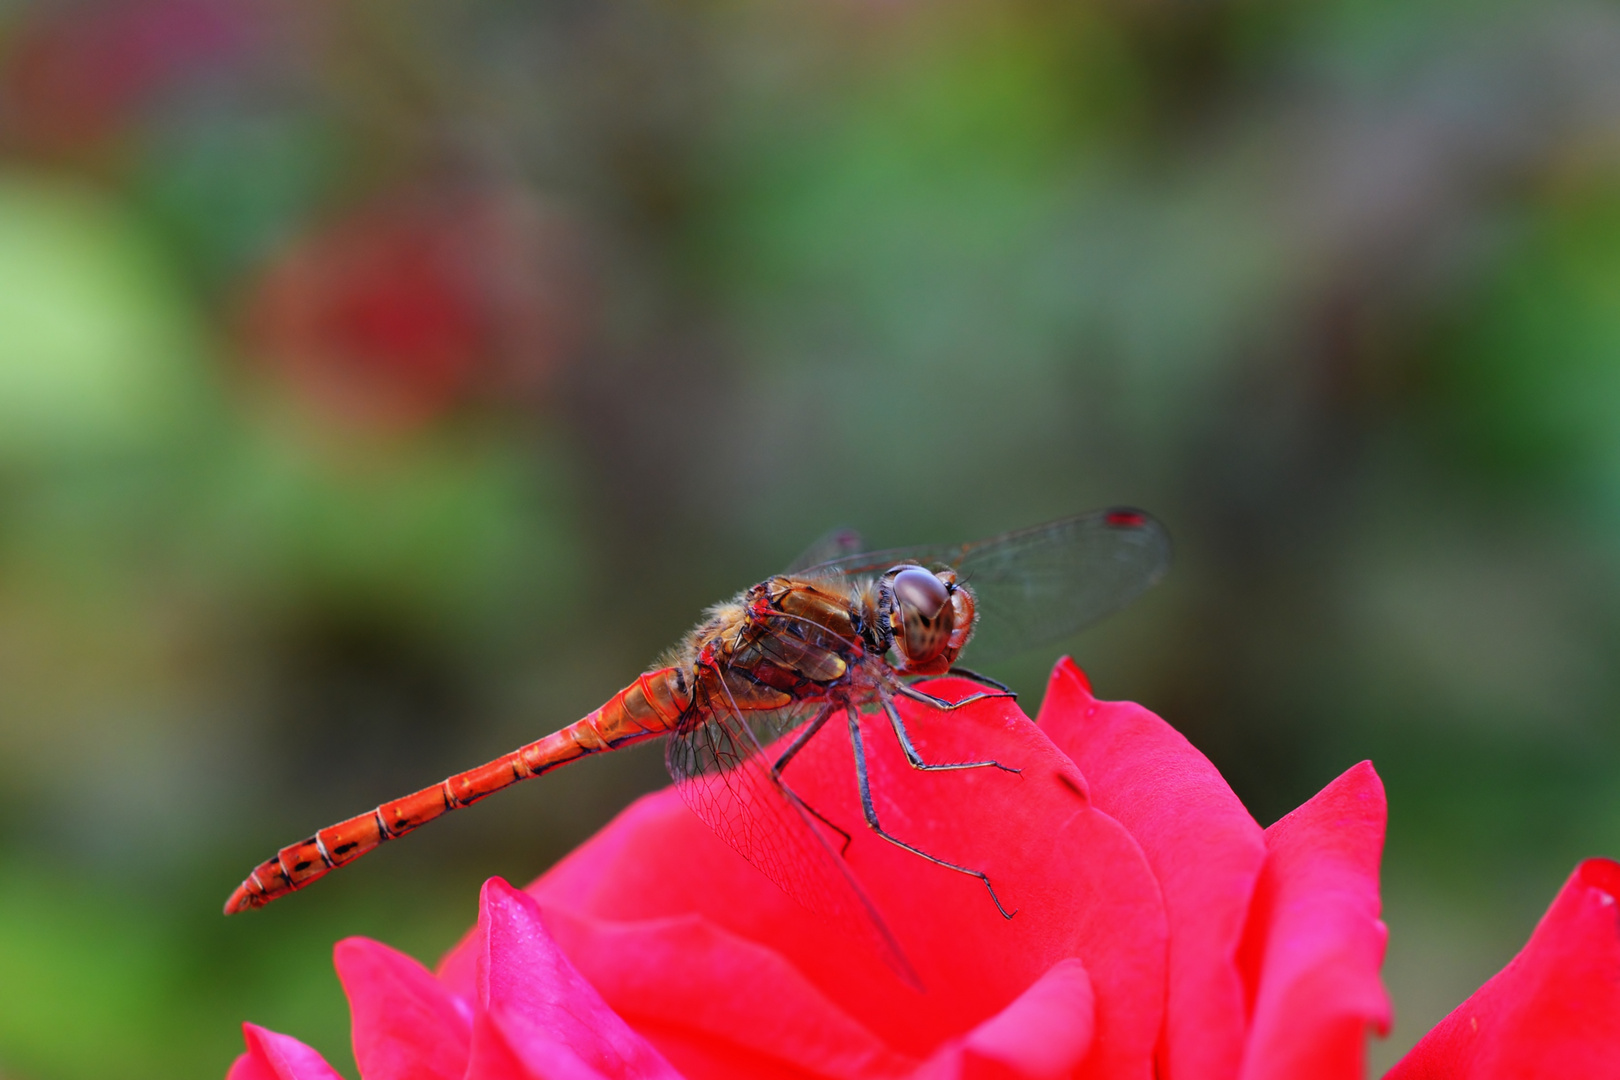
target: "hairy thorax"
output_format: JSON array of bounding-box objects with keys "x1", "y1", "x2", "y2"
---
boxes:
[{"x1": 658, "y1": 576, "x2": 886, "y2": 714}]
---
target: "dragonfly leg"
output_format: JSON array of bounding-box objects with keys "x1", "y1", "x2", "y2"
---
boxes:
[
  {"x1": 882, "y1": 695, "x2": 1019, "y2": 774},
  {"x1": 779, "y1": 780, "x2": 853, "y2": 857},
  {"x1": 846, "y1": 707, "x2": 1016, "y2": 919},
  {"x1": 895, "y1": 682, "x2": 1016, "y2": 712},
  {"x1": 769, "y1": 704, "x2": 852, "y2": 855},
  {"x1": 770, "y1": 703, "x2": 833, "y2": 777},
  {"x1": 943, "y1": 666, "x2": 1015, "y2": 694}
]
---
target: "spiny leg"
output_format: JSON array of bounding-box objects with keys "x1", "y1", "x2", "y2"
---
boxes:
[
  {"x1": 771, "y1": 703, "x2": 833, "y2": 776},
  {"x1": 846, "y1": 707, "x2": 1016, "y2": 919},
  {"x1": 770, "y1": 703, "x2": 852, "y2": 855},
  {"x1": 881, "y1": 694, "x2": 1019, "y2": 774},
  {"x1": 895, "y1": 682, "x2": 1016, "y2": 712},
  {"x1": 944, "y1": 666, "x2": 1014, "y2": 694},
  {"x1": 776, "y1": 778, "x2": 854, "y2": 858}
]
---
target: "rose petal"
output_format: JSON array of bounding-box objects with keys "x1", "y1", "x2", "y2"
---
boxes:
[
  {"x1": 1236, "y1": 761, "x2": 1391, "y2": 1080},
  {"x1": 227, "y1": 1051, "x2": 276, "y2": 1080},
  {"x1": 230, "y1": 1023, "x2": 345, "y2": 1080},
  {"x1": 539, "y1": 905, "x2": 916, "y2": 1079},
  {"x1": 475, "y1": 877, "x2": 681, "y2": 1080},
  {"x1": 473, "y1": 682, "x2": 1164, "y2": 1077},
  {"x1": 910, "y1": 958, "x2": 1096, "y2": 1080},
  {"x1": 1385, "y1": 858, "x2": 1620, "y2": 1079},
  {"x1": 462, "y1": 1009, "x2": 539, "y2": 1080},
  {"x1": 333, "y1": 936, "x2": 472, "y2": 1080},
  {"x1": 1037, "y1": 658, "x2": 1267, "y2": 1080},
  {"x1": 464, "y1": 1007, "x2": 614, "y2": 1080}
]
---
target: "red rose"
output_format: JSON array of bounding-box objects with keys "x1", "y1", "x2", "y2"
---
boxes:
[{"x1": 223, "y1": 659, "x2": 1614, "y2": 1079}]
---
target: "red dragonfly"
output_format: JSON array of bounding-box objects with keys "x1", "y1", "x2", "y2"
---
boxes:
[{"x1": 226, "y1": 508, "x2": 1168, "y2": 970}]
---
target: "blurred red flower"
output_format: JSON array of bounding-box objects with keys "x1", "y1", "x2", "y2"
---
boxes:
[
  {"x1": 241, "y1": 187, "x2": 588, "y2": 431},
  {"x1": 222, "y1": 660, "x2": 1616, "y2": 1079}
]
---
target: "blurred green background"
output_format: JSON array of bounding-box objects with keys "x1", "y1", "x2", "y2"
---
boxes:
[{"x1": 1, "y1": 0, "x2": 1618, "y2": 1076}]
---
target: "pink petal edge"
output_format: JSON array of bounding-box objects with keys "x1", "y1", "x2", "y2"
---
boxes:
[
  {"x1": 909, "y1": 957, "x2": 1097, "y2": 1080},
  {"x1": 226, "y1": 1051, "x2": 276, "y2": 1080},
  {"x1": 234, "y1": 1023, "x2": 346, "y2": 1080},
  {"x1": 1037, "y1": 658, "x2": 1267, "y2": 1080},
  {"x1": 1385, "y1": 857, "x2": 1620, "y2": 1079},
  {"x1": 334, "y1": 936, "x2": 472, "y2": 1080},
  {"x1": 475, "y1": 877, "x2": 682, "y2": 1080},
  {"x1": 1237, "y1": 761, "x2": 1391, "y2": 1080},
  {"x1": 539, "y1": 904, "x2": 916, "y2": 1079},
  {"x1": 464, "y1": 1006, "x2": 620, "y2": 1080}
]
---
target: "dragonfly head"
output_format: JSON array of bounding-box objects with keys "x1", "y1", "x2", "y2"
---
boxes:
[{"x1": 878, "y1": 565, "x2": 976, "y2": 675}]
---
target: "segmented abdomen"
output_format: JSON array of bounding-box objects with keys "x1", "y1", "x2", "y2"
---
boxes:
[{"x1": 224, "y1": 667, "x2": 690, "y2": 913}]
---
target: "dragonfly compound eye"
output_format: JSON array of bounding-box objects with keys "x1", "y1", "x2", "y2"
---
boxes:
[
  {"x1": 892, "y1": 566, "x2": 949, "y2": 619},
  {"x1": 890, "y1": 566, "x2": 953, "y2": 665}
]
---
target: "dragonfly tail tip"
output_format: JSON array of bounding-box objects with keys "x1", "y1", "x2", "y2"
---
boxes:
[{"x1": 223, "y1": 885, "x2": 256, "y2": 916}]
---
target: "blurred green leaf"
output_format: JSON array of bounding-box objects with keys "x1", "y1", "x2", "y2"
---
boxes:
[{"x1": 0, "y1": 173, "x2": 210, "y2": 463}]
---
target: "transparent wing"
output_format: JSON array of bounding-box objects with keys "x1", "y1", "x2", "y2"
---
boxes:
[
  {"x1": 784, "y1": 527, "x2": 866, "y2": 574},
  {"x1": 799, "y1": 507, "x2": 1171, "y2": 663},
  {"x1": 664, "y1": 673, "x2": 916, "y2": 984}
]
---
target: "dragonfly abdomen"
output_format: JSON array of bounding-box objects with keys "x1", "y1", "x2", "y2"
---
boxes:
[{"x1": 223, "y1": 668, "x2": 690, "y2": 914}]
